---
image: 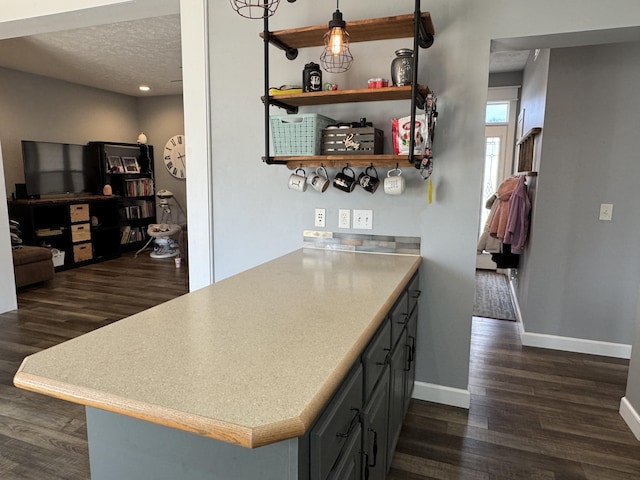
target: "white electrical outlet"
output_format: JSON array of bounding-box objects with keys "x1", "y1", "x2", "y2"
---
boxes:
[
  {"x1": 314, "y1": 208, "x2": 326, "y2": 227},
  {"x1": 338, "y1": 209, "x2": 351, "y2": 229},
  {"x1": 599, "y1": 203, "x2": 613, "y2": 221},
  {"x1": 353, "y1": 209, "x2": 373, "y2": 230}
]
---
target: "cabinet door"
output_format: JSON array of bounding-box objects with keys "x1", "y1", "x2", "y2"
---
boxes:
[
  {"x1": 403, "y1": 308, "x2": 418, "y2": 415},
  {"x1": 407, "y1": 271, "x2": 421, "y2": 317},
  {"x1": 387, "y1": 333, "x2": 406, "y2": 470},
  {"x1": 362, "y1": 367, "x2": 389, "y2": 480},
  {"x1": 310, "y1": 364, "x2": 363, "y2": 480},
  {"x1": 362, "y1": 318, "x2": 390, "y2": 402},
  {"x1": 326, "y1": 424, "x2": 362, "y2": 480},
  {"x1": 390, "y1": 291, "x2": 409, "y2": 348}
]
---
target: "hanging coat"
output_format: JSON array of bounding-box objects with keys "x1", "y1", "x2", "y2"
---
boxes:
[
  {"x1": 488, "y1": 176, "x2": 519, "y2": 241},
  {"x1": 503, "y1": 175, "x2": 531, "y2": 254}
]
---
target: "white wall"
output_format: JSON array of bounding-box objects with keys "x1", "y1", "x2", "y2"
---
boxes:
[
  {"x1": 137, "y1": 95, "x2": 186, "y2": 224},
  {"x1": 522, "y1": 42, "x2": 640, "y2": 345},
  {"x1": 0, "y1": 141, "x2": 17, "y2": 312},
  {"x1": 514, "y1": 49, "x2": 550, "y2": 325},
  {"x1": 0, "y1": 67, "x2": 140, "y2": 195}
]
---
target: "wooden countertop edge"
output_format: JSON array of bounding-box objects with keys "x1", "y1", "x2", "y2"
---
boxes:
[
  {"x1": 13, "y1": 368, "x2": 262, "y2": 448},
  {"x1": 14, "y1": 255, "x2": 422, "y2": 449}
]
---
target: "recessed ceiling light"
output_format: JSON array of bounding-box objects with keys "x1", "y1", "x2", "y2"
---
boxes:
[{"x1": 139, "y1": 85, "x2": 151, "y2": 92}]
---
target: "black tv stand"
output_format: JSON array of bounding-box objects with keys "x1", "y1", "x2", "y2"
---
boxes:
[{"x1": 9, "y1": 195, "x2": 121, "y2": 270}]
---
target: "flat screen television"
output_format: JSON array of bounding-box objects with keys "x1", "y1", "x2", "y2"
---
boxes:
[{"x1": 22, "y1": 140, "x2": 99, "y2": 197}]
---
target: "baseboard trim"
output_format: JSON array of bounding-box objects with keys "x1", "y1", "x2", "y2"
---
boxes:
[
  {"x1": 620, "y1": 396, "x2": 640, "y2": 441},
  {"x1": 412, "y1": 381, "x2": 470, "y2": 409},
  {"x1": 507, "y1": 274, "x2": 631, "y2": 359},
  {"x1": 520, "y1": 331, "x2": 631, "y2": 359}
]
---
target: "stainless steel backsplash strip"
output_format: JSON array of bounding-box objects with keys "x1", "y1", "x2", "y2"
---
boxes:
[{"x1": 303, "y1": 230, "x2": 421, "y2": 255}]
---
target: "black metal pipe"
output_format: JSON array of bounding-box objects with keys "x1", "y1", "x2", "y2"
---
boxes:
[
  {"x1": 408, "y1": 0, "x2": 421, "y2": 166},
  {"x1": 263, "y1": 3, "x2": 272, "y2": 164}
]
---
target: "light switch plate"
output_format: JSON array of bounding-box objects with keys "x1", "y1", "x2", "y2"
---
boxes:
[
  {"x1": 353, "y1": 209, "x2": 373, "y2": 230},
  {"x1": 599, "y1": 203, "x2": 613, "y2": 221}
]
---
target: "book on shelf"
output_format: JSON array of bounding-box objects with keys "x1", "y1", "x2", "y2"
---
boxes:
[
  {"x1": 119, "y1": 200, "x2": 155, "y2": 221},
  {"x1": 124, "y1": 178, "x2": 154, "y2": 197},
  {"x1": 120, "y1": 225, "x2": 147, "y2": 244}
]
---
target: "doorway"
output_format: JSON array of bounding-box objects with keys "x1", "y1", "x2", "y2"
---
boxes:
[
  {"x1": 3, "y1": 0, "x2": 187, "y2": 309},
  {"x1": 476, "y1": 91, "x2": 518, "y2": 271}
]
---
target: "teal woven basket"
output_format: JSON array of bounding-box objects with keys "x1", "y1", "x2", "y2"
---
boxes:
[{"x1": 270, "y1": 113, "x2": 335, "y2": 156}]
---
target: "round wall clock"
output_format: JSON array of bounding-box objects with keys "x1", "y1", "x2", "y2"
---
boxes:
[{"x1": 163, "y1": 134, "x2": 186, "y2": 179}]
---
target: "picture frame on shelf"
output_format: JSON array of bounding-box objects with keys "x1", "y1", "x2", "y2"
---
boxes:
[
  {"x1": 122, "y1": 157, "x2": 140, "y2": 173},
  {"x1": 107, "y1": 156, "x2": 124, "y2": 173}
]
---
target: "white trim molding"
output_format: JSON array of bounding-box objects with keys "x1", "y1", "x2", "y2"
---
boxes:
[
  {"x1": 620, "y1": 396, "x2": 640, "y2": 441},
  {"x1": 412, "y1": 381, "x2": 471, "y2": 409},
  {"x1": 520, "y1": 330, "x2": 631, "y2": 359},
  {"x1": 509, "y1": 275, "x2": 631, "y2": 359}
]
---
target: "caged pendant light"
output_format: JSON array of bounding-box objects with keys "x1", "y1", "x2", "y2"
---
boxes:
[
  {"x1": 230, "y1": 0, "x2": 281, "y2": 19},
  {"x1": 319, "y1": 0, "x2": 353, "y2": 73}
]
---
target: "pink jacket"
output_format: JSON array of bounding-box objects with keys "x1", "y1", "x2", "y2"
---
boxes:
[
  {"x1": 503, "y1": 175, "x2": 531, "y2": 254},
  {"x1": 488, "y1": 176, "x2": 519, "y2": 241}
]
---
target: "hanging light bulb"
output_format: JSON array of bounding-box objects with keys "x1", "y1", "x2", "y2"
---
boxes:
[
  {"x1": 230, "y1": 0, "x2": 281, "y2": 19},
  {"x1": 320, "y1": 2, "x2": 353, "y2": 73}
]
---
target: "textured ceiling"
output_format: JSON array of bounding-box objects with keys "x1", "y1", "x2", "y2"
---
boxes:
[
  {"x1": 489, "y1": 50, "x2": 530, "y2": 74},
  {"x1": 0, "y1": 13, "x2": 529, "y2": 98},
  {"x1": 0, "y1": 14, "x2": 182, "y2": 97}
]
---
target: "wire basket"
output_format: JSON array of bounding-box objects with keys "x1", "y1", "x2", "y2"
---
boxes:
[{"x1": 270, "y1": 114, "x2": 335, "y2": 156}]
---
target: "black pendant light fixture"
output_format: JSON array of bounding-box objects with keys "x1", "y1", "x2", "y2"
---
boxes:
[
  {"x1": 230, "y1": 0, "x2": 281, "y2": 19},
  {"x1": 319, "y1": 0, "x2": 353, "y2": 73}
]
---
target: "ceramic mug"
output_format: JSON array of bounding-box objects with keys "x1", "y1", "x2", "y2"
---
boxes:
[
  {"x1": 358, "y1": 166, "x2": 380, "y2": 194},
  {"x1": 384, "y1": 168, "x2": 405, "y2": 195},
  {"x1": 307, "y1": 166, "x2": 330, "y2": 193},
  {"x1": 333, "y1": 166, "x2": 357, "y2": 192},
  {"x1": 288, "y1": 168, "x2": 307, "y2": 192}
]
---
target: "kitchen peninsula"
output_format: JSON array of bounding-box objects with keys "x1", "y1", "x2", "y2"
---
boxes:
[{"x1": 14, "y1": 248, "x2": 421, "y2": 479}]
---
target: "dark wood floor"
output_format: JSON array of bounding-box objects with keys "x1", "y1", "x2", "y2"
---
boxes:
[
  {"x1": 0, "y1": 251, "x2": 188, "y2": 479},
  {"x1": 2, "y1": 259, "x2": 639, "y2": 479},
  {"x1": 389, "y1": 317, "x2": 640, "y2": 480}
]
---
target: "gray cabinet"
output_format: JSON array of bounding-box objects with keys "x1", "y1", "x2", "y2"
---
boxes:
[
  {"x1": 362, "y1": 368, "x2": 389, "y2": 480},
  {"x1": 327, "y1": 424, "x2": 362, "y2": 480},
  {"x1": 404, "y1": 307, "x2": 418, "y2": 415},
  {"x1": 387, "y1": 333, "x2": 406, "y2": 468},
  {"x1": 310, "y1": 364, "x2": 363, "y2": 480},
  {"x1": 309, "y1": 269, "x2": 420, "y2": 480}
]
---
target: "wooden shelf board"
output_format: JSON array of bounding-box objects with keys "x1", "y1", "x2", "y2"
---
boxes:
[
  {"x1": 261, "y1": 13, "x2": 434, "y2": 50},
  {"x1": 265, "y1": 85, "x2": 430, "y2": 107},
  {"x1": 517, "y1": 127, "x2": 542, "y2": 145},
  {"x1": 262, "y1": 155, "x2": 421, "y2": 169}
]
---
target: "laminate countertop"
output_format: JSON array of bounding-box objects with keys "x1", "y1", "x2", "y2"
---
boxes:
[{"x1": 14, "y1": 249, "x2": 421, "y2": 448}]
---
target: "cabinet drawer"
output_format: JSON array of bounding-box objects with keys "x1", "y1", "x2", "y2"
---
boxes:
[
  {"x1": 70, "y1": 203, "x2": 90, "y2": 223},
  {"x1": 362, "y1": 319, "x2": 390, "y2": 401},
  {"x1": 71, "y1": 223, "x2": 92, "y2": 243},
  {"x1": 310, "y1": 364, "x2": 363, "y2": 480},
  {"x1": 73, "y1": 243, "x2": 93, "y2": 262},
  {"x1": 390, "y1": 290, "x2": 409, "y2": 347}
]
